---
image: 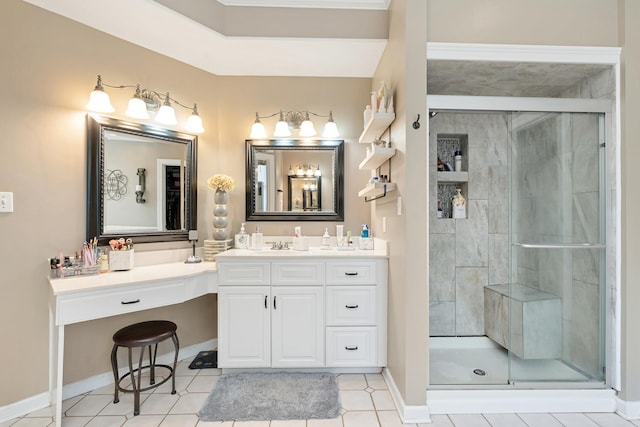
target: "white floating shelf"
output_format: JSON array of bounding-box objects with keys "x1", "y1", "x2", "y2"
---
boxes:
[
  {"x1": 358, "y1": 112, "x2": 396, "y2": 144},
  {"x1": 359, "y1": 147, "x2": 396, "y2": 170},
  {"x1": 437, "y1": 171, "x2": 469, "y2": 183},
  {"x1": 358, "y1": 182, "x2": 396, "y2": 199}
]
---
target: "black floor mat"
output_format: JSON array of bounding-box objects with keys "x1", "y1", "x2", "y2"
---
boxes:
[{"x1": 189, "y1": 350, "x2": 217, "y2": 369}]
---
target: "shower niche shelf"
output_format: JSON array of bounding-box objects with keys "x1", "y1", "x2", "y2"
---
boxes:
[{"x1": 437, "y1": 171, "x2": 468, "y2": 183}]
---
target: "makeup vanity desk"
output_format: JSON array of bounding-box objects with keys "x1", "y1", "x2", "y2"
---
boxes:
[{"x1": 48, "y1": 261, "x2": 217, "y2": 427}]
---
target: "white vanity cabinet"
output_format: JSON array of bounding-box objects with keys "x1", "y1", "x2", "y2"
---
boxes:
[
  {"x1": 217, "y1": 260, "x2": 326, "y2": 368},
  {"x1": 216, "y1": 251, "x2": 388, "y2": 371}
]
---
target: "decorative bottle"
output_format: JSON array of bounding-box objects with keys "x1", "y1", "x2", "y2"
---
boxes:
[
  {"x1": 452, "y1": 188, "x2": 466, "y2": 219},
  {"x1": 454, "y1": 150, "x2": 462, "y2": 172}
]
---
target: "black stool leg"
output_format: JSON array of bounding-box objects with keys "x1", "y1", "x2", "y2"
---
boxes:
[
  {"x1": 110, "y1": 344, "x2": 120, "y2": 404},
  {"x1": 149, "y1": 344, "x2": 156, "y2": 386},
  {"x1": 170, "y1": 332, "x2": 180, "y2": 394}
]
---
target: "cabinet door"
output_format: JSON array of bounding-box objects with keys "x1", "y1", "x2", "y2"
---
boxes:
[
  {"x1": 271, "y1": 286, "x2": 324, "y2": 368},
  {"x1": 218, "y1": 286, "x2": 271, "y2": 368}
]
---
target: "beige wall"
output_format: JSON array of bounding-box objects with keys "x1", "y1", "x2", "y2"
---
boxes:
[
  {"x1": 619, "y1": 0, "x2": 640, "y2": 402},
  {"x1": 427, "y1": 0, "x2": 618, "y2": 46},
  {"x1": 0, "y1": 0, "x2": 370, "y2": 406},
  {"x1": 371, "y1": 0, "x2": 429, "y2": 406}
]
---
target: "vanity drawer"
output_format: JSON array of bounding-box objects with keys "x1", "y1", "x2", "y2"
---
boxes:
[
  {"x1": 218, "y1": 262, "x2": 270, "y2": 286},
  {"x1": 57, "y1": 281, "x2": 184, "y2": 325},
  {"x1": 326, "y1": 327, "x2": 377, "y2": 367},
  {"x1": 272, "y1": 262, "x2": 325, "y2": 285},
  {"x1": 326, "y1": 261, "x2": 376, "y2": 285},
  {"x1": 326, "y1": 286, "x2": 376, "y2": 325}
]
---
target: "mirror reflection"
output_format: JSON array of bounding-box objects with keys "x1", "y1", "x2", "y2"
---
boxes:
[
  {"x1": 87, "y1": 114, "x2": 197, "y2": 244},
  {"x1": 246, "y1": 139, "x2": 344, "y2": 221}
]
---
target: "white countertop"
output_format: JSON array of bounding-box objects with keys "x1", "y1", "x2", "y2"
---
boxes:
[
  {"x1": 49, "y1": 261, "x2": 217, "y2": 296},
  {"x1": 214, "y1": 246, "x2": 388, "y2": 260}
]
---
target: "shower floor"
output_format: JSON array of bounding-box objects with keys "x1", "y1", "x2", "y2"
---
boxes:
[{"x1": 429, "y1": 336, "x2": 589, "y2": 386}]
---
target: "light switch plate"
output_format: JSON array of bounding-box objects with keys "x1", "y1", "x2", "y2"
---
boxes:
[{"x1": 0, "y1": 192, "x2": 13, "y2": 213}]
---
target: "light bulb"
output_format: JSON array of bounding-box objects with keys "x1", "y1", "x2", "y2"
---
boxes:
[
  {"x1": 125, "y1": 85, "x2": 149, "y2": 119},
  {"x1": 185, "y1": 104, "x2": 204, "y2": 133},
  {"x1": 86, "y1": 75, "x2": 114, "y2": 113},
  {"x1": 250, "y1": 112, "x2": 267, "y2": 138}
]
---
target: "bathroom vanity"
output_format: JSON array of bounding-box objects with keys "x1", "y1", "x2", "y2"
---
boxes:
[
  {"x1": 48, "y1": 242, "x2": 388, "y2": 426},
  {"x1": 215, "y1": 247, "x2": 388, "y2": 370}
]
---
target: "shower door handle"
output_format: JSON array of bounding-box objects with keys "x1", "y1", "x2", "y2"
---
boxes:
[{"x1": 513, "y1": 243, "x2": 606, "y2": 249}]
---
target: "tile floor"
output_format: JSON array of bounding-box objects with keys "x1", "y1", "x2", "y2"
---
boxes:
[{"x1": 2, "y1": 357, "x2": 639, "y2": 427}]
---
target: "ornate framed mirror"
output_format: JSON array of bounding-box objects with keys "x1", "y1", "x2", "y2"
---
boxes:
[
  {"x1": 87, "y1": 114, "x2": 197, "y2": 244},
  {"x1": 245, "y1": 139, "x2": 344, "y2": 221}
]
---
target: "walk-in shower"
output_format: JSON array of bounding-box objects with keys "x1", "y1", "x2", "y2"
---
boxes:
[{"x1": 428, "y1": 107, "x2": 611, "y2": 388}]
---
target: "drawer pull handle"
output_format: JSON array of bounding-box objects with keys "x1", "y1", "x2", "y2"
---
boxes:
[
  {"x1": 121, "y1": 299, "x2": 140, "y2": 305},
  {"x1": 345, "y1": 346, "x2": 359, "y2": 351},
  {"x1": 345, "y1": 304, "x2": 359, "y2": 309},
  {"x1": 265, "y1": 295, "x2": 268, "y2": 309},
  {"x1": 273, "y1": 296, "x2": 277, "y2": 309},
  {"x1": 344, "y1": 272, "x2": 359, "y2": 276}
]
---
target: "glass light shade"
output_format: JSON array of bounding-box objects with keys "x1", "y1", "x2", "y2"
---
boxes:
[
  {"x1": 274, "y1": 120, "x2": 291, "y2": 137},
  {"x1": 185, "y1": 113, "x2": 204, "y2": 133},
  {"x1": 322, "y1": 121, "x2": 339, "y2": 138},
  {"x1": 155, "y1": 104, "x2": 177, "y2": 125},
  {"x1": 299, "y1": 119, "x2": 316, "y2": 137},
  {"x1": 125, "y1": 97, "x2": 149, "y2": 119},
  {"x1": 86, "y1": 89, "x2": 114, "y2": 113},
  {"x1": 250, "y1": 121, "x2": 267, "y2": 138}
]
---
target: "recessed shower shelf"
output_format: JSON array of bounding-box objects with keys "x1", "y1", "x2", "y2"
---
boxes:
[{"x1": 437, "y1": 171, "x2": 468, "y2": 183}]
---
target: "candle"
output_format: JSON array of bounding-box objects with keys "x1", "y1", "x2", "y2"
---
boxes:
[{"x1": 136, "y1": 185, "x2": 142, "y2": 192}]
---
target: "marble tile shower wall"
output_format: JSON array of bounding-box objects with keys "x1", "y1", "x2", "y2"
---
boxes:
[
  {"x1": 512, "y1": 111, "x2": 602, "y2": 378},
  {"x1": 429, "y1": 113, "x2": 509, "y2": 336}
]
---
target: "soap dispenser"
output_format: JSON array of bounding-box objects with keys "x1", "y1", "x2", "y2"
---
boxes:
[
  {"x1": 361, "y1": 224, "x2": 369, "y2": 238},
  {"x1": 322, "y1": 228, "x2": 331, "y2": 248},
  {"x1": 235, "y1": 223, "x2": 249, "y2": 249},
  {"x1": 452, "y1": 188, "x2": 466, "y2": 219}
]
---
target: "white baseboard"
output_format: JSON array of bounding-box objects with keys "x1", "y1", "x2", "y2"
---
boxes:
[
  {"x1": 382, "y1": 368, "x2": 431, "y2": 424},
  {"x1": 615, "y1": 397, "x2": 640, "y2": 420},
  {"x1": 0, "y1": 392, "x2": 50, "y2": 423},
  {"x1": 0, "y1": 339, "x2": 216, "y2": 423},
  {"x1": 427, "y1": 388, "x2": 617, "y2": 414}
]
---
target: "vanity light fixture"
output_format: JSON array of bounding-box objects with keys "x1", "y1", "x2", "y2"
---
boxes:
[
  {"x1": 86, "y1": 75, "x2": 205, "y2": 133},
  {"x1": 288, "y1": 164, "x2": 321, "y2": 177},
  {"x1": 250, "y1": 110, "x2": 339, "y2": 139}
]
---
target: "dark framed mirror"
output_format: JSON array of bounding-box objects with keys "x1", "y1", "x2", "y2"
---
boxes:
[
  {"x1": 246, "y1": 139, "x2": 344, "y2": 221},
  {"x1": 87, "y1": 114, "x2": 197, "y2": 245}
]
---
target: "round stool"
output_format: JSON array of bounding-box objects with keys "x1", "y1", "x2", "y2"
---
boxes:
[{"x1": 110, "y1": 320, "x2": 179, "y2": 416}]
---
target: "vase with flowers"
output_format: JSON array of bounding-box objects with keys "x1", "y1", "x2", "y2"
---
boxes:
[{"x1": 208, "y1": 174, "x2": 235, "y2": 240}]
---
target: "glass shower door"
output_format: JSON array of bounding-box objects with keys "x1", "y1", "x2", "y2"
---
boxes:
[{"x1": 508, "y1": 111, "x2": 606, "y2": 384}]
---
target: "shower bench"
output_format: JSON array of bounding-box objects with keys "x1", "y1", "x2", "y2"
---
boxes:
[{"x1": 484, "y1": 284, "x2": 561, "y2": 360}]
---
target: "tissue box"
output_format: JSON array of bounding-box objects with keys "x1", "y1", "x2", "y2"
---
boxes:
[
  {"x1": 292, "y1": 236, "x2": 309, "y2": 251},
  {"x1": 109, "y1": 249, "x2": 134, "y2": 271}
]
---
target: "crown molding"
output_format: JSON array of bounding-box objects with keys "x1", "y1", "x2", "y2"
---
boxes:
[{"x1": 218, "y1": 0, "x2": 390, "y2": 9}]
